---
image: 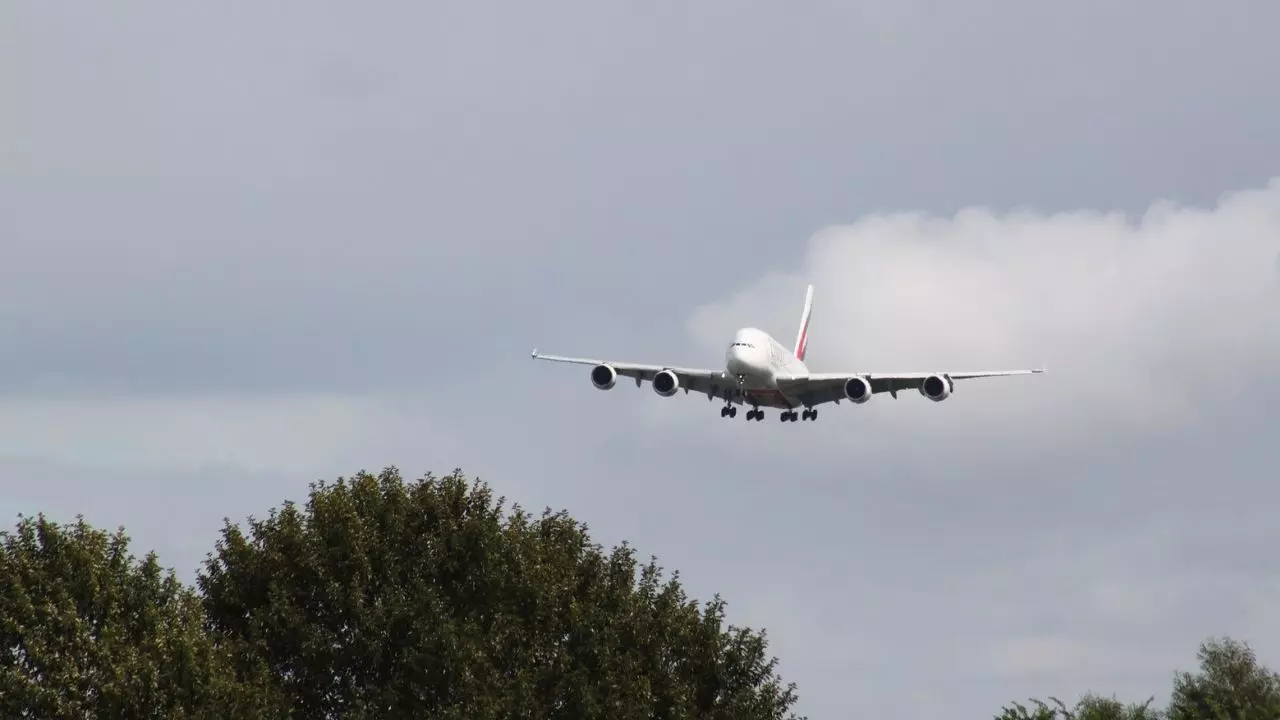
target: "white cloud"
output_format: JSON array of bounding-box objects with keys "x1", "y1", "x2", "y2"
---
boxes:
[{"x1": 680, "y1": 178, "x2": 1280, "y2": 451}]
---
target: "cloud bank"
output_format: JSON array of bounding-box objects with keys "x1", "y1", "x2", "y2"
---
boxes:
[{"x1": 682, "y1": 178, "x2": 1280, "y2": 451}]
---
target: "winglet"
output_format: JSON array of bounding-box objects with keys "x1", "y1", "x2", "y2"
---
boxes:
[{"x1": 531, "y1": 348, "x2": 539, "y2": 359}]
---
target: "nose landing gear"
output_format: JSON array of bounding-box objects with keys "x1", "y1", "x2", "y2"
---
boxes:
[{"x1": 720, "y1": 376, "x2": 764, "y2": 421}]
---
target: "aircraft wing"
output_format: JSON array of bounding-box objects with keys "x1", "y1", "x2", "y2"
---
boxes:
[
  {"x1": 531, "y1": 350, "x2": 728, "y2": 397},
  {"x1": 774, "y1": 368, "x2": 1045, "y2": 407}
]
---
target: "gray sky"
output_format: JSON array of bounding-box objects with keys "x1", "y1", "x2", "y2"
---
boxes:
[{"x1": 5, "y1": 1, "x2": 1280, "y2": 717}]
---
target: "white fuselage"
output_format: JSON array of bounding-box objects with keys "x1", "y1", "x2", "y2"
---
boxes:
[{"x1": 723, "y1": 327, "x2": 808, "y2": 404}]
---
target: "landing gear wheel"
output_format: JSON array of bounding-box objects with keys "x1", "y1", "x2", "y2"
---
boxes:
[
  {"x1": 801, "y1": 408, "x2": 817, "y2": 421},
  {"x1": 746, "y1": 409, "x2": 762, "y2": 421},
  {"x1": 780, "y1": 410, "x2": 800, "y2": 422}
]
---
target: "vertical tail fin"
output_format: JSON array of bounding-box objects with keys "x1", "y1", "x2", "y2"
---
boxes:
[{"x1": 793, "y1": 284, "x2": 814, "y2": 361}]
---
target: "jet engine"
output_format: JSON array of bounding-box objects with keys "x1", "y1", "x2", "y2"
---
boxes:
[
  {"x1": 590, "y1": 364, "x2": 617, "y2": 390},
  {"x1": 843, "y1": 376, "x2": 871, "y2": 404},
  {"x1": 919, "y1": 374, "x2": 953, "y2": 402},
  {"x1": 652, "y1": 369, "x2": 680, "y2": 397}
]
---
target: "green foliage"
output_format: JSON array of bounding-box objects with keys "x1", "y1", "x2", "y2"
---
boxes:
[
  {"x1": 996, "y1": 694, "x2": 1161, "y2": 720},
  {"x1": 1167, "y1": 637, "x2": 1280, "y2": 720},
  {"x1": 0, "y1": 514, "x2": 281, "y2": 719},
  {"x1": 996, "y1": 697, "x2": 1068, "y2": 719},
  {"x1": 198, "y1": 467, "x2": 804, "y2": 720},
  {"x1": 1071, "y1": 693, "x2": 1163, "y2": 720},
  {"x1": 1000, "y1": 636, "x2": 1280, "y2": 720},
  {"x1": 13, "y1": 464, "x2": 1280, "y2": 720}
]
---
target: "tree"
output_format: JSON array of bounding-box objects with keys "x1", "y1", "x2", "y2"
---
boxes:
[
  {"x1": 995, "y1": 697, "x2": 1068, "y2": 719},
  {"x1": 1167, "y1": 637, "x2": 1280, "y2": 720},
  {"x1": 1071, "y1": 693, "x2": 1163, "y2": 720},
  {"x1": 198, "y1": 467, "x2": 804, "y2": 720},
  {"x1": 997, "y1": 636, "x2": 1280, "y2": 720},
  {"x1": 996, "y1": 694, "x2": 1162, "y2": 720},
  {"x1": 0, "y1": 514, "x2": 282, "y2": 719}
]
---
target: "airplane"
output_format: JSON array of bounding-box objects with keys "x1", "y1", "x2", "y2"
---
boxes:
[{"x1": 531, "y1": 284, "x2": 1044, "y2": 422}]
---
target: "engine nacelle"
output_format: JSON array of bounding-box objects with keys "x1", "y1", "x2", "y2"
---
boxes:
[
  {"x1": 843, "y1": 376, "x2": 872, "y2": 404},
  {"x1": 919, "y1": 374, "x2": 953, "y2": 402},
  {"x1": 590, "y1": 364, "x2": 617, "y2": 390},
  {"x1": 652, "y1": 369, "x2": 680, "y2": 397}
]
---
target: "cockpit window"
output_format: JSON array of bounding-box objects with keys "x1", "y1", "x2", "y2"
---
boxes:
[{"x1": 730, "y1": 342, "x2": 756, "y2": 348}]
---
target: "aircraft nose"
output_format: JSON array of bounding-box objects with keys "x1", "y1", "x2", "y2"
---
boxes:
[
  {"x1": 726, "y1": 345, "x2": 745, "y2": 372},
  {"x1": 727, "y1": 344, "x2": 756, "y2": 374}
]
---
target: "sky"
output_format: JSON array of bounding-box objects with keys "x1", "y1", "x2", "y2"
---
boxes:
[{"x1": 4, "y1": 1, "x2": 1280, "y2": 717}]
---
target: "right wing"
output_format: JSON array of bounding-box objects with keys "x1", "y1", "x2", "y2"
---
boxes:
[{"x1": 531, "y1": 349, "x2": 734, "y2": 400}]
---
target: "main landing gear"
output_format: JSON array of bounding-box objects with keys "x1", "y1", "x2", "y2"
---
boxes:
[
  {"x1": 716, "y1": 399, "x2": 762, "y2": 417},
  {"x1": 720, "y1": 406, "x2": 816, "y2": 422},
  {"x1": 722, "y1": 405, "x2": 765, "y2": 421},
  {"x1": 779, "y1": 408, "x2": 818, "y2": 422},
  {"x1": 717, "y1": 378, "x2": 817, "y2": 422}
]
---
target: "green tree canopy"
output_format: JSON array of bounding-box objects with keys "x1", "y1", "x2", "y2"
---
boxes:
[
  {"x1": 996, "y1": 694, "x2": 1161, "y2": 720},
  {"x1": 998, "y1": 636, "x2": 1280, "y2": 720},
  {"x1": 197, "y1": 467, "x2": 803, "y2": 720},
  {"x1": 9, "y1": 466, "x2": 1280, "y2": 720},
  {"x1": 0, "y1": 514, "x2": 280, "y2": 719},
  {"x1": 1167, "y1": 637, "x2": 1280, "y2": 720}
]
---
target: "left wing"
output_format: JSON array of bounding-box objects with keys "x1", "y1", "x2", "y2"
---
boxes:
[
  {"x1": 774, "y1": 368, "x2": 1045, "y2": 407},
  {"x1": 531, "y1": 349, "x2": 733, "y2": 399}
]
